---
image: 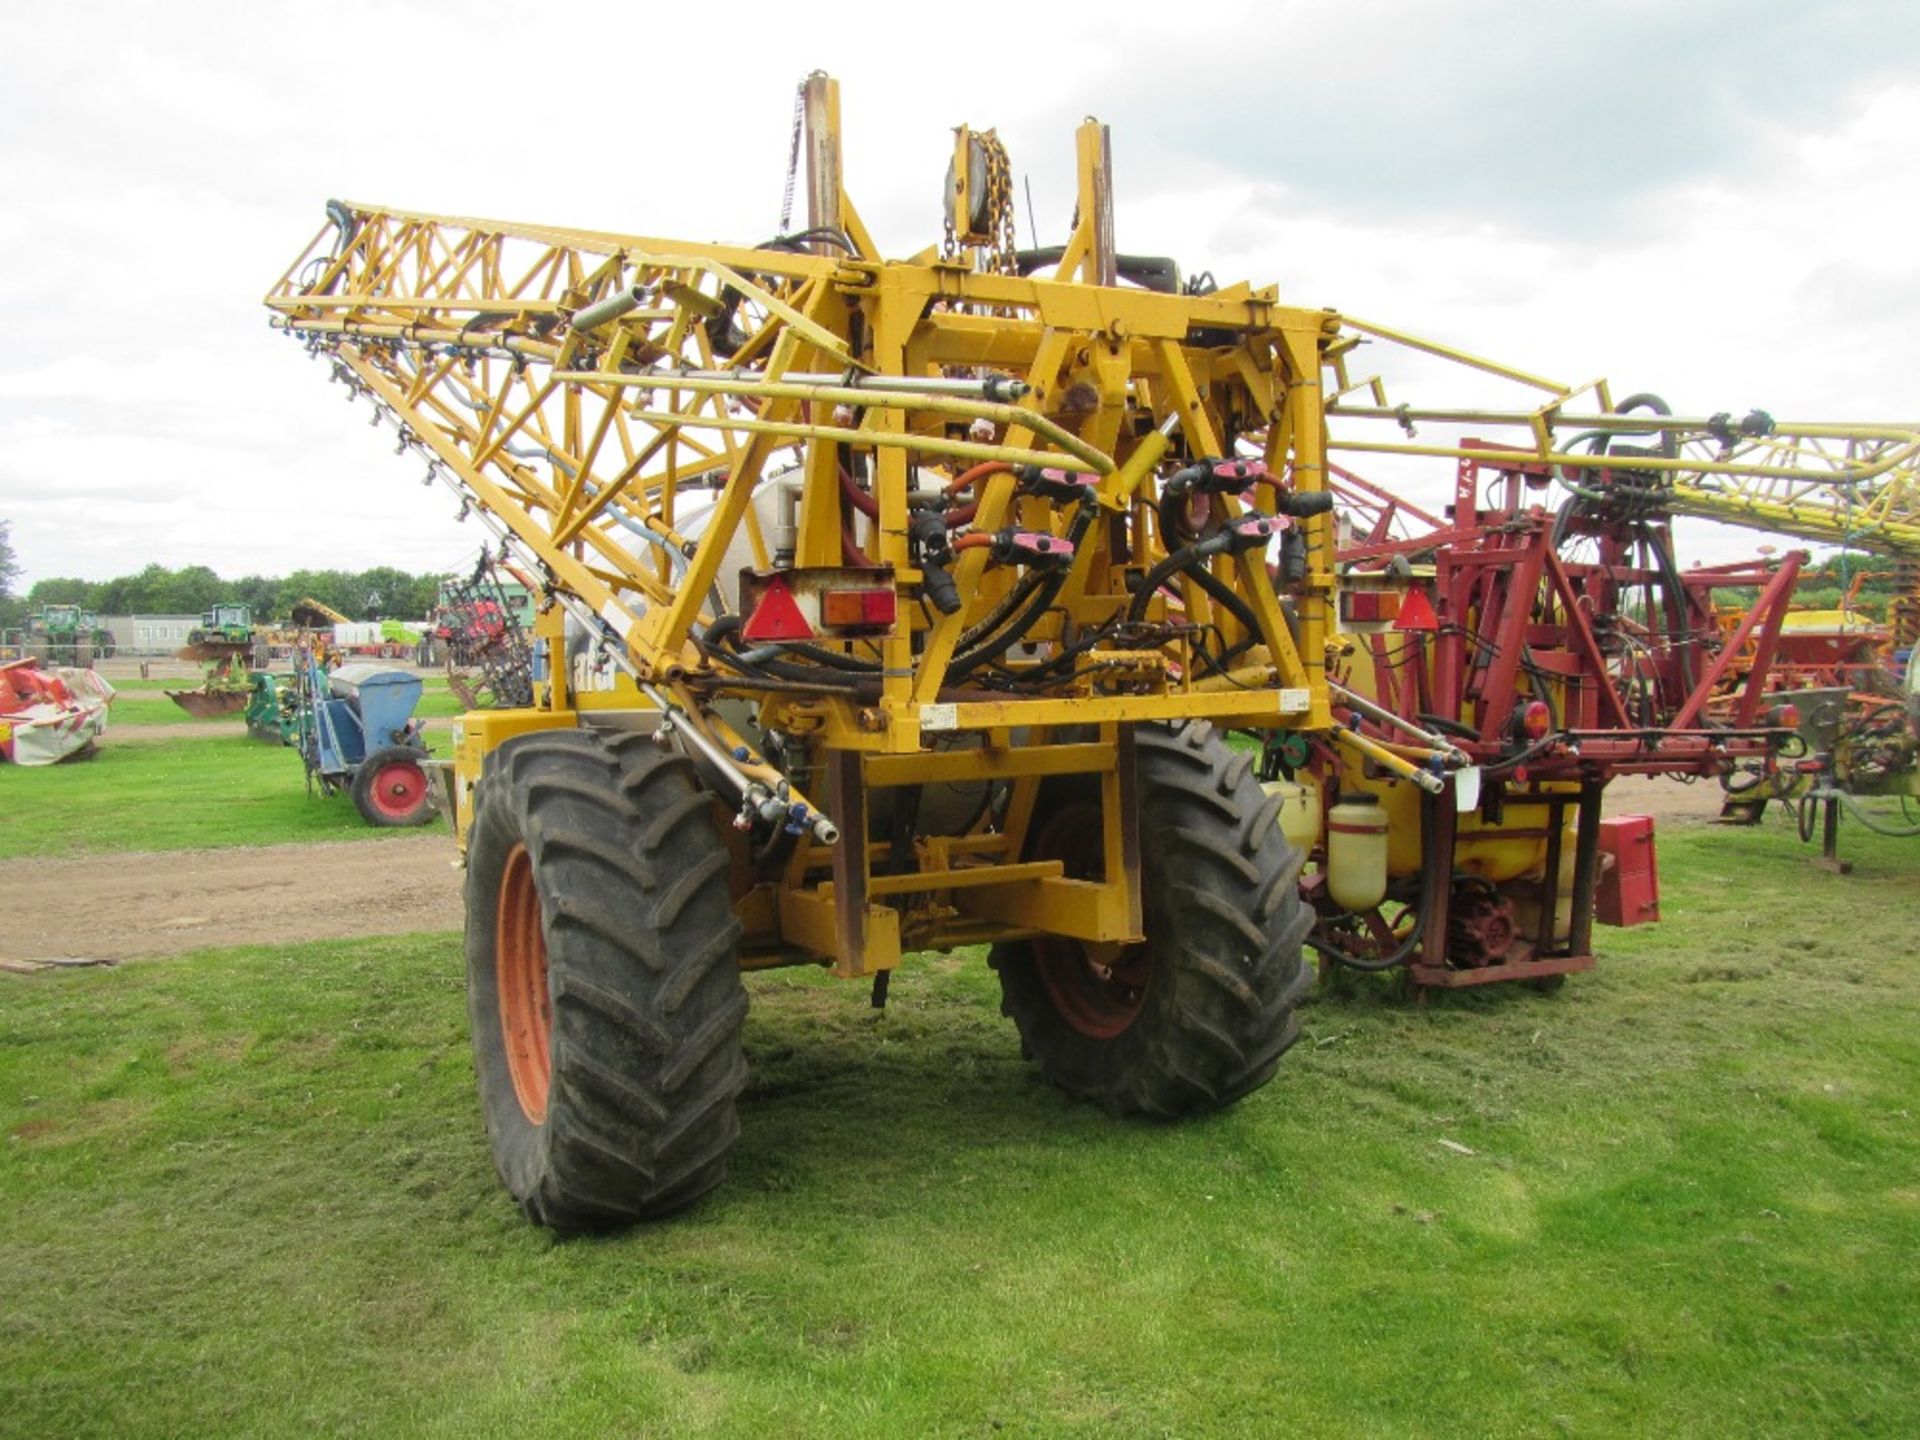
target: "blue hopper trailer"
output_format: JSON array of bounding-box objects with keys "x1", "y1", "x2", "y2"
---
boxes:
[{"x1": 294, "y1": 660, "x2": 435, "y2": 827}]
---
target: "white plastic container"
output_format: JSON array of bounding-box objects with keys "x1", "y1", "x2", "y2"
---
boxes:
[
  {"x1": 1326, "y1": 795, "x2": 1389, "y2": 913},
  {"x1": 1261, "y1": 777, "x2": 1321, "y2": 856}
]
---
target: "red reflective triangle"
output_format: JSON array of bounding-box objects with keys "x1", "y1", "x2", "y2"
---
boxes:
[
  {"x1": 742, "y1": 576, "x2": 815, "y2": 642},
  {"x1": 1394, "y1": 585, "x2": 1439, "y2": 632}
]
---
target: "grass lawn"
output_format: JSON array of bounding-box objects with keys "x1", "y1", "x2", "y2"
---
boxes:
[
  {"x1": 2, "y1": 818, "x2": 1916, "y2": 1437},
  {"x1": 0, "y1": 734, "x2": 446, "y2": 857},
  {"x1": 102, "y1": 677, "x2": 461, "y2": 728}
]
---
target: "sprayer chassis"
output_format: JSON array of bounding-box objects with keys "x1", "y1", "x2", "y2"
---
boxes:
[{"x1": 269, "y1": 84, "x2": 1338, "y2": 984}]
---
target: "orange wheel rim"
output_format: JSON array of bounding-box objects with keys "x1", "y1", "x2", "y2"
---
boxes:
[
  {"x1": 496, "y1": 843, "x2": 552, "y2": 1123},
  {"x1": 1029, "y1": 802, "x2": 1154, "y2": 1039}
]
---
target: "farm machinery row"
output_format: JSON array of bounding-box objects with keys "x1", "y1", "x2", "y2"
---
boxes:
[
  {"x1": 18, "y1": 604, "x2": 115, "y2": 664},
  {"x1": 2, "y1": 608, "x2": 118, "y2": 766},
  {"x1": 266, "y1": 74, "x2": 1918, "y2": 1230}
]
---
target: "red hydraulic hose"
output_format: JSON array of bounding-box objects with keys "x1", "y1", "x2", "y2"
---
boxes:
[
  {"x1": 943, "y1": 461, "x2": 1014, "y2": 528},
  {"x1": 839, "y1": 466, "x2": 879, "y2": 519}
]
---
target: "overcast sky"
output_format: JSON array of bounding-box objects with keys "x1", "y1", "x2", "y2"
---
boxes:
[{"x1": 3, "y1": 0, "x2": 1915, "y2": 590}]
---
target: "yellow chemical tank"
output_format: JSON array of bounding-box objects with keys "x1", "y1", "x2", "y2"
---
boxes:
[{"x1": 1337, "y1": 766, "x2": 1580, "y2": 887}]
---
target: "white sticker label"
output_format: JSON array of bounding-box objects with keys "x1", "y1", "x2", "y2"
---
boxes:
[
  {"x1": 920, "y1": 702, "x2": 959, "y2": 732},
  {"x1": 571, "y1": 652, "x2": 619, "y2": 693},
  {"x1": 1278, "y1": 688, "x2": 1310, "y2": 714},
  {"x1": 1454, "y1": 765, "x2": 1482, "y2": 812},
  {"x1": 597, "y1": 601, "x2": 636, "y2": 639}
]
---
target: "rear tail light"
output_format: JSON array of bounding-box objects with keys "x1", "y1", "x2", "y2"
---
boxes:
[
  {"x1": 739, "y1": 566, "x2": 900, "y2": 642},
  {"x1": 1522, "y1": 700, "x2": 1553, "y2": 741},
  {"x1": 820, "y1": 588, "x2": 897, "y2": 630}
]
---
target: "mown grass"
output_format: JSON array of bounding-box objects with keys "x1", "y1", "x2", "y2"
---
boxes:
[
  {"x1": 0, "y1": 733, "x2": 445, "y2": 857},
  {"x1": 2, "y1": 818, "x2": 1916, "y2": 1437},
  {"x1": 101, "y1": 677, "x2": 462, "y2": 728}
]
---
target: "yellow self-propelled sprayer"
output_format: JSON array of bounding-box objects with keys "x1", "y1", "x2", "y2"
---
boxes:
[
  {"x1": 267, "y1": 75, "x2": 1918, "y2": 1232},
  {"x1": 268, "y1": 76, "x2": 1344, "y2": 1229}
]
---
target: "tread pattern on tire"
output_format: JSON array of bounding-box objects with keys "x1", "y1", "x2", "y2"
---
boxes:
[
  {"x1": 992, "y1": 720, "x2": 1313, "y2": 1118},
  {"x1": 465, "y1": 728, "x2": 747, "y2": 1231}
]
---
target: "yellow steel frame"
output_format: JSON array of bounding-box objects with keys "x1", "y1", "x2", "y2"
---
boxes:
[
  {"x1": 265, "y1": 79, "x2": 1338, "y2": 973},
  {"x1": 1319, "y1": 316, "x2": 1920, "y2": 555}
]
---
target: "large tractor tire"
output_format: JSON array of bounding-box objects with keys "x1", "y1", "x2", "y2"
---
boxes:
[
  {"x1": 351, "y1": 745, "x2": 435, "y2": 827},
  {"x1": 465, "y1": 728, "x2": 748, "y2": 1231},
  {"x1": 991, "y1": 720, "x2": 1312, "y2": 1117}
]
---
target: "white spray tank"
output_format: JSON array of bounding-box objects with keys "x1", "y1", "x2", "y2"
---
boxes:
[{"x1": 1326, "y1": 793, "x2": 1390, "y2": 914}]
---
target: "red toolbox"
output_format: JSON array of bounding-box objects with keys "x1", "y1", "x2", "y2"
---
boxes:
[{"x1": 1596, "y1": 815, "x2": 1659, "y2": 926}]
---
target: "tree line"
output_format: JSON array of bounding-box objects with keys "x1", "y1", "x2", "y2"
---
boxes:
[
  {"x1": 1771, "y1": 557, "x2": 1906, "y2": 619},
  {"x1": 1, "y1": 552, "x2": 446, "y2": 627}
]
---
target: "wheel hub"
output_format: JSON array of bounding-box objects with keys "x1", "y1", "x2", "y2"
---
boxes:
[
  {"x1": 1028, "y1": 803, "x2": 1154, "y2": 1039},
  {"x1": 368, "y1": 759, "x2": 426, "y2": 819}
]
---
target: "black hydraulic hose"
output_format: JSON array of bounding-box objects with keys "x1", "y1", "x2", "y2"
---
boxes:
[
  {"x1": 706, "y1": 608, "x2": 881, "y2": 677},
  {"x1": 1012, "y1": 245, "x2": 1182, "y2": 294},
  {"x1": 1017, "y1": 615, "x2": 1131, "y2": 683},
  {"x1": 946, "y1": 507, "x2": 1097, "y2": 680},
  {"x1": 757, "y1": 227, "x2": 856, "y2": 254},
  {"x1": 1610, "y1": 393, "x2": 1681, "y2": 459},
  {"x1": 777, "y1": 641, "x2": 880, "y2": 673},
  {"x1": 729, "y1": 652, "x2": 871, "y2": 690},
  {"x1": 958, "y1": 501, "x2": 1097, "y2": 649},
  {"x1": 1112, "y1": 536, "x2": 1266, "y2": 680},
  {"x1": 1555, "y1": 393, "x2": 1678, "y2": 514},
  {"x1": 1640, "y1": 519, "x2": 1706, "y2": 706},
  {"x1": 1549, "y1": 492, "x2": 1584, "y2": 550},
  {"x1": 1126, "y1": 540, "x2": 1217, "y2": 624},
  {"x1": 1830, "y1": 789, "x2": 1920, "y2": 838},
  {"x1": 1124, "y1": 535, "x2": 1262, "y2": 637},
  {"x1": 1185, "y1": 562, "x2": 1260, "y2": 636},
  {"x1": 1307, "y1": 792, "x2": 1441, "y2": 972},
  {"x1": 1417, "y1": 712, "x2": 1481, "y2": 741},
  {"x1": 702, "y1": 614, "x2": 744, "y2": 648},
  {"x1": 721, "y1": 641, "x2": 869, "y2": 690},
  {"x1": 1481, "y1": 731, "x2": 1565, "y2": 775},
  {"x1": 699, "y1": 617, "x2": 871, "y2": 692},
  {"x1": 948, "y1": 568, "x2": 1068, "y2": 679},
  {"x1": 953, "y1": 569, "x2": 1045, "y2": 652}
]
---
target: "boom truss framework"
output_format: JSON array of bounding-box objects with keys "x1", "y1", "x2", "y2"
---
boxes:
[{"x1": 1319, "y1": 318, "x2": 1920, "y2": 638}]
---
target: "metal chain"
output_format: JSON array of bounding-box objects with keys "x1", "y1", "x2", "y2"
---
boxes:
[
  {"x1": 778, "y1": 79, "x2": 806, "y2": 235},
  {"x1": 978, "y1": 130, "x2": 1020, "y2": 276},
  {"x1": 941, "y1": 130, "x2": 1020, "y2": 273}
]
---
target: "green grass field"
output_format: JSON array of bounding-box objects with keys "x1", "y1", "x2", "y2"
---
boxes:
[
  {"x1": 0, "y1": 733, "x2": 447, "y2": 857},
  {"x1": 3, "y1": 811, "x2": 1916, "y2": 1437},
  {"x1": 100, "y1": 676, "x2": 462, "y2": 728}
]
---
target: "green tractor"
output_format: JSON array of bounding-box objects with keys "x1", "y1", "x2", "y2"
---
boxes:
[
  {"x1": 24, "y1": 604, "x2": 115, "y2": 664},
  {"x1": 170, "y1": 602, "x2": 261, "y2": 717},
  {"x1": 187, "y1": 603, "x2": 255, "y2": 650}
]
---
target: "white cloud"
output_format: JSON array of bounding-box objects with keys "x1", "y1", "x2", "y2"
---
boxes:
[{"x1": 1, "y1": 0, "x2": 1914, "y2": 588}]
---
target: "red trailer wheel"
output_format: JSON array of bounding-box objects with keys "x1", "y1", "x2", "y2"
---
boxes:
[{"x1": 352, "y1": 746, "x2": 434, "y2": 826}]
